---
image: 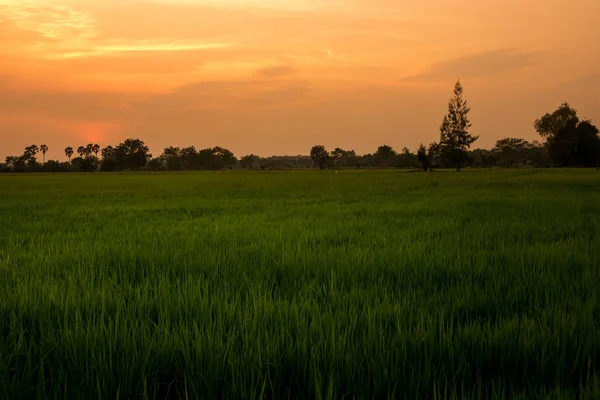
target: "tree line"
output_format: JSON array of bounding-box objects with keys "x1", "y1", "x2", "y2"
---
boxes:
[{"x1": 2, "y1": 81, "x2": 599, "y2": 173}]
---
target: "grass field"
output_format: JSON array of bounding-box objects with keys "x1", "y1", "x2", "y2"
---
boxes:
[{"x1": 1, "y1": 169, "x2": 599, "y2": 399}]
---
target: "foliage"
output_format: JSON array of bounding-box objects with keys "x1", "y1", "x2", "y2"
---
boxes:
[
  {"x1": 180, "y1": 146, "x2": 199, "y2": 170},
  {"x1": 547, "y1": 119, "x2": 600, "y2": 167},
  {"x1": 158, "y1": 146, "x2": 179, "y2": 170},
  {"x1": 534, "y1": 104, "x2": 600, "y2": 167},
  {"x1": 100, "y1": 145, "x2": 115, "y2": 160},
  {"x1": 23, "y1": 145, "x2": 39, "y2": 162},
  {"x1": 148, "y1": 157, "x2": 164, "y2": 171},
  {"x1": 99, "y1": 157, "x2": 119, "y2": 172},
  {"x1": 330, "y1": 148, "x2": 358, "y2": 169},
  {"x1": 374, "y1": 145, "x2": 398, "y2": 168},
  {"x1": 114, "y1": 138, "x2": 152, "y2": 171},
  {"x1": 397, "y1": 147, "x2": 419, "y2": 169},
  {"x1": 427, "y1": 142, "x2": 441, "y2": 168},
  {"x1": 199, "y1": 146, "x2": 238, "y2": 170},
  {"x1": 493, "y1": 138, "x2": 532, "y2": 167},
  {"x1": 417, "y1": 144, "x2": 430, "y2": 171},
  {"x1": 64, "y1": 147, "x2": 74, "y2": 162},
  {"x1": 40, "y1": 160, "x2": 70, "y2": 172},
  {"x1": 438, "y1": 80, "x2": 479, "y2": 171},
  {"x1": 6, "y1": 98, "x2": 600, "y2": 173},
  {"x1": 240, "y1": 154, "x2": 261, "y2": 170},
  {"x1": 310, "y1": 145, "x2": 332, "y2": 170},
  {"x1": 534, "y1": 102, "x2": 579, "y2": 139},
  {"x1": 40, "y1": 144, "x2": 48, "y2": 165}
]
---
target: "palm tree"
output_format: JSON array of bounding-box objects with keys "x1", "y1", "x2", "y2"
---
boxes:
[
  {"x1": 92, "y1": 144, "x2": 100, "y2": 159},
  {"x1": 85, "y1": 143, "x2": 96, "y2": 159},
  {"x1": 65, "y1": 147, "x2": 74, "y2": 163},
  {"x1": 77, "y1": 146, "x2": 85, "y2": 158},
  {"x1": 24, "y1": 145, "x2": 39, "y2": 161},
  {"x1": 40, "y1": 144, "x2": 48, "y2": 165},
  {"x1": 5, "y1": 156, "x2": 17, "y2": 169},
  {"x1": 101, "y1": 145, "x2": 114, "y2": 160}
]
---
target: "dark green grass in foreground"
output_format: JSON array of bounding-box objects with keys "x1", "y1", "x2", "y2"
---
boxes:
[{"x1": 0, "y1": 169, "x2": 599, "y2": 399}]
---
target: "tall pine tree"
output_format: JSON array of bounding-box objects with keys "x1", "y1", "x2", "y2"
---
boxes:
[{"x1": 439, "y1": 80, "x2": 478, "y2": 171}]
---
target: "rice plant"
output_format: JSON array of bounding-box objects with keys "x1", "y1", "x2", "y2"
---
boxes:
[{"x1": 0, "y1": 169, "x2": 599, "y2": 399}]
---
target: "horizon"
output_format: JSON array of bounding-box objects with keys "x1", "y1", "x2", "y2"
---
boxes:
[{"x1": 1, "y1": 0, "x2": 599, "y2": 161}]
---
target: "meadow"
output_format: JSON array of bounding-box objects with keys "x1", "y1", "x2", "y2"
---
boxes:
[{"x1": 0, "y1": 169, "x2": 599, "y2": 399}]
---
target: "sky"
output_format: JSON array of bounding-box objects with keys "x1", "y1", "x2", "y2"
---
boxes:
[{"x1": 1, "y1": 0, "x2": 599, "y2": 160}]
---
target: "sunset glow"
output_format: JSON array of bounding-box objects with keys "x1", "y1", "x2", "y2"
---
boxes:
[{"x1": 1, "y1": 0, "x2": 599, "y2": 159}]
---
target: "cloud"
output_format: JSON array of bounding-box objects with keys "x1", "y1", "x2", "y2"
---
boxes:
[
  {"x1": 152, "y1": 77, "x2": 313, "y2": 111},
  {"x1": 0, "y1": 71, "x2": 314, "y2": 128},
  {"x1": 401, "y1": 49, "x2": 545, "y2": 83},
  {"x1": 0, "y1": 17, "x2": 51, "y2": 45},
  {"x1": 255, "y1": 65, "x2": 295, "y2": 78},
  {"x1": 44, "y1": 50, "x2": 208, "y2": 74},
  {"x1": 0, "y1": 2, "x2": 98, "y2": 41},
  {"x1": 46, "y1": 40, "x2": 235, "y2": 59},
  {"x1": 559, "y1": 74, "x2": 600, "y2": 91}
]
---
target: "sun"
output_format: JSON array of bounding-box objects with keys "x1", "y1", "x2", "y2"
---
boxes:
[{"x1": 65, "y1": 121, "x2": 121, "y2": 144}]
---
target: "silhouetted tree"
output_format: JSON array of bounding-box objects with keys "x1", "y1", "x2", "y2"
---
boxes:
[
  {"x1": 374, "y1": 145, "x2": 397, "y2": 168},
  {"x1": 526, "y1": 140, "x2": 551, "y2": 167},
  {"x1": 217, "y1": 147, "x2": 238, "y2": 169},
  {"x1": 99, "y1": 159, "x2": 117, "y2": 172},
  {"x1": 148, "y1": 157, "x2": 164, "y2": 171},
  {"x1": 71, "y1": 157, "x2": 84, "y2": 171},
  {"x1": 24, "y1": 145, "x2": 39, "y2": 161},
  {"x1": 331, "y1": 147, "x2": 344, "y2": 169},
  {"x1": 547, "y1": 119, "x2": 600, "y2": 167},
  {"x1": 101, "y1": 146, "x2": 114, "y2": 160},
  {"x1": 77, "y1": 146, "x2": 85, "y2": 158},
  {"x1": 310, "y1": 145, "x2": 331, "y2": 170},
  {"x1": 330, "y1": 147, "x2": 357, "y2": 169},
  {"x1": 162, "y1": 146, "x2": 183, "y2": 170},
  {"x1": 65, "y1": 147, "x2": 74, "y2": 163},
  {"x1": 21, "y1": 145, "x2": 40, "y2": 171},
  {"x1": 438, "y1": 80, "x2": 478, "y2": 171},
  {"x1": 535, "y1": 104, "x2": 600, "y2": 167},
  {"x1": 197, "y1": 147, "x2": 237, "y2": 170},
  {"x1": 180, "y1": 146, "x2": 199, "y2": 170},
  {"x1": 41, "y1": 160, "x2": 63, "y2": 172},
  {"x1": 493, "y1": 138, "x2": 532, "y2": 167},
  {"x1": 40, "y1": 144, "x2": 48, "y2": 165},
  {"x1": 398, "y1": 147, "x2": 418, "y2": 168},
  {"x1": 427, "y1": 142, "x2": 441, "y2": 168},
  {"x1": 4, "y1": 156, "x2": 16, "y2": 171},
  {"x1": 13, "y1": 158, "x2": 27, "y2": 173},
  {"x1": 99, "y1": 146, "x2": 116, "y2": 171},
  {"x1": 534, "y1": 103, "x2": 578, "y2": 139},
  {"x1": 240, "y1": 154, "x2": 261, "y2": 169},
  {"x1": 469, "y1": 149, "x2": 498, "y2": 168},
  {"x1": 417, "y1": 144, "x2": 430, "y2": 171},
  {"x1": 84, "y1": 144, "x2": 95, "y2": 159},
  {"x1": 114, "y1": 138, "x2": 152, "y2": 171},
  {"x1": 342, "y1": 149, "x2": 358, "y2": 168}
]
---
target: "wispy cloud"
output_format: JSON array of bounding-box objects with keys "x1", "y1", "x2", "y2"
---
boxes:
[
  {"x1": 401, "y1": 49, "x2": 545, "y2": 83},
  {"x1": 0, "y1": 2, "x2": 97, "y2": 40},
  {"x1": 255, "y1": 65, "x2": 295, "y2": 78},
  {"x1": 47, "y1": 40, "x2": 236, "y2": 59}
]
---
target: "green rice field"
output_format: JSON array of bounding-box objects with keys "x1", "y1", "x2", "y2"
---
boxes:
[{"x1": 1, "y1": 169, "x2": 599, "y2": 399}]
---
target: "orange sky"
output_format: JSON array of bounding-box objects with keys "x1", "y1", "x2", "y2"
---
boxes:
[{"x1": 1, "y1": 0, "x2": 599, "y2": 160}]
